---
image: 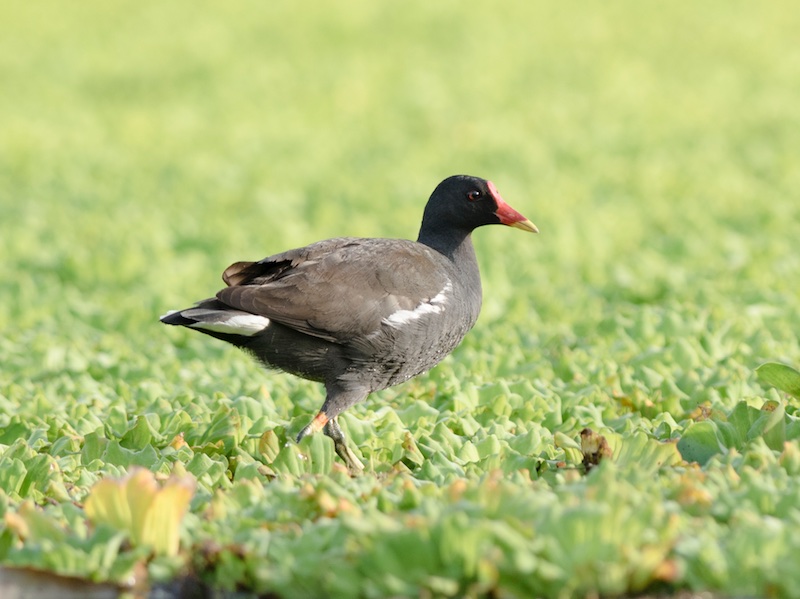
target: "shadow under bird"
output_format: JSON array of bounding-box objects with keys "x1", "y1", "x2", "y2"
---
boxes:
[{"x1": 161, "y1": 175, "x2": 537, "y2": 471}]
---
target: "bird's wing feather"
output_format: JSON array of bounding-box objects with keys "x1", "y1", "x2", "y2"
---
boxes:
[{"x1": 216, "y1": 238, "x2": 451, "y2": 343}]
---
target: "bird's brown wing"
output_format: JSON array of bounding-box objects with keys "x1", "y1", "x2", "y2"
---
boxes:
[{"x1": 216, "y1": 238, "x2": 450, "y2": 343}]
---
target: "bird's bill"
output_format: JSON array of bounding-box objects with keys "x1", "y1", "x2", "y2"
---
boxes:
[
  {"x1": 495, "y1": 200, "x2": 539, "y2": 233},
  {"x1": 487, "y1": 181, "x2": 539, "y2": 233},
  {"x1": 507, "y1": 217, "x2": 539, "y2": 233},
  {"x1": 493, "y1": 199, "x2": 539, "y2": 233}
]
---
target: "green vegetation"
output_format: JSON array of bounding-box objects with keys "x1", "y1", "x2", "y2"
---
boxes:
[{"x1": 2, "y1": 1, "x2": 800, "y2": 597}]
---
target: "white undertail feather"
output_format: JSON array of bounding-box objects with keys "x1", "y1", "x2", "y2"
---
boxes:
[
  {"x1": 383, "y1": 280, "x2": 452, "y2": 327},
  {"x1": 182, "y1": 309, "x2": 271, "y2": 337}
]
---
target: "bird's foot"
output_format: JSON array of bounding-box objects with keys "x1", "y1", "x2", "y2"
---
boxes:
[
  {"x1": 297, "y1": 412, "x2": 365, "y2": 473},
  {"x1": 333, "y1": 438, "x2": 365, "y2": 473},
  {"x1": 324, "y1": 417, "x2": 365, "y2": 473}
]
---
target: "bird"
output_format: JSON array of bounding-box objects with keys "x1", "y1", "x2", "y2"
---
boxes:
[{"x1": 161, "y1": 175, "x2": 537, "y2": 471}]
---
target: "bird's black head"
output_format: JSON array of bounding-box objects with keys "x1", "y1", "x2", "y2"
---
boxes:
[{"x1": 419, "y1": 175, "x2": 537, "y2": 239}]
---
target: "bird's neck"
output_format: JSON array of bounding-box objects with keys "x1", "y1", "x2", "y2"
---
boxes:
[
  {"x1": 418, "y1": 226, "x2": 483, "y2": 324},
  {"x1": 418, "y1": 228, "x2": 483, "y2": 322},
  {"x1": 417, "y1": 226, "x2": 476, "y2": 265}
]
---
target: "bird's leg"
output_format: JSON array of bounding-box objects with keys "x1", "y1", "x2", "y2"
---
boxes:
[
  {"x1": 296, "y1": 412, "x2": 329, "y2": 443},
  {"x1": 296, "y1": 383, "x2": 368, "y2": 472},
  {"x1": 296, "y1": 412, "x2": 364, "y2": 472},
  {"x1": 323, "y1": 416, "x2": 364, "y2": 472}
]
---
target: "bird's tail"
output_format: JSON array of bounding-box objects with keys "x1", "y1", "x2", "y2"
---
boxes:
[{"x1": 160, "y1": 299, "x2": 270, "y2": 339}]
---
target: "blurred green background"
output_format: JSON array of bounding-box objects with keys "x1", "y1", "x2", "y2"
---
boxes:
[
  {"x1": 4, "y1": 1, "x2": 798, "y2": 323},
  {"x1": 2, "y1": 1, "x2": 800, "y2": 596}
]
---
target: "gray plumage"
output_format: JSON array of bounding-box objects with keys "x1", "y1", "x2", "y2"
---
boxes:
[{"x1": 161, "y1": 175, "x2": 537, "y2": 470}]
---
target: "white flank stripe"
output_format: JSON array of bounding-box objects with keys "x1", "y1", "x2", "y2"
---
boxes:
[
  {"x1": 189, "y1": 313, "x2": 271, "y2": 336},
  {"x1": 383, "y1": 281, "x2": 451, "y2": 327}
]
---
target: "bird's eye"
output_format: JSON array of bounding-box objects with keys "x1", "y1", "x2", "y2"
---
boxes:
[{"x1": 467, "y1": 190, "x2": 482, "y2": 201}]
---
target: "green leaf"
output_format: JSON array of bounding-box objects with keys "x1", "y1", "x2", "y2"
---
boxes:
[
  {"x1": 101, "y1": 441, "x2": 159, "y2": 469},
  {"x1": 748, "y1": 401, "x2": 785, "y2": 451},
  {"x1": 18, "y1": 455, "x2": 58, "y2": 498},
  {"x1": 103, "y1": 402, "x2": 129, "y2": 438},
  {"x1": 756, "y1": 362, "x2": 800, "y2": 399},
  {"x1": 80, "y1": 431, "x2": 109, "y2": 464},
  {"x1": 6, "y1": 501, "x2": 66, "y2": 544},
  {"x1": 475, "y1": 435, "x2": 502, "y2": 460},
  {"x1": 400, "y1": 432, "x2": 425, "y2": 466},
  {"x1": 613, "y1": 431, "x2": 682, "y2": 472},
  {"x1": 271, "y1": 442, "x2": 310, "y2": 476},
  {"x1": 0, "y1": 458, "x2": 27, "y2": 497},
  {"x1": 0, "y1": 423, "x2": 31, "y2": 446},
  {"x1": 185, "y1": 453, "x2": 229, "y2": 488},
  {"x1": 194, "y1": 405, "x2": 242, "y2": 452},
  {"x1": 258, "y1": 430, "x2": 281, "y2": 464},
  {"x1": 0, "y1": 529, "x2": 13, "y2": 561},
  {"x1": 120, "y1": 415, "x2": 160, "y2": 450},
  {"x1": 726, "y1": 400, "x2": 787, "y2": 449},
  {"x1": 301, "y1": 432, "x2": 335, "y2": 474},
  {"x1": 510, "y1": 429, "x2": 546, "y2": 455},
  {"x1": 677, "y1": 421, "x2": 726, "y2": 465}
]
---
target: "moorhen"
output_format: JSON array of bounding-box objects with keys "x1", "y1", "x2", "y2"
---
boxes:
[{"x1": 161, "y1": 175, "x2": 537, "y2": 470}]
